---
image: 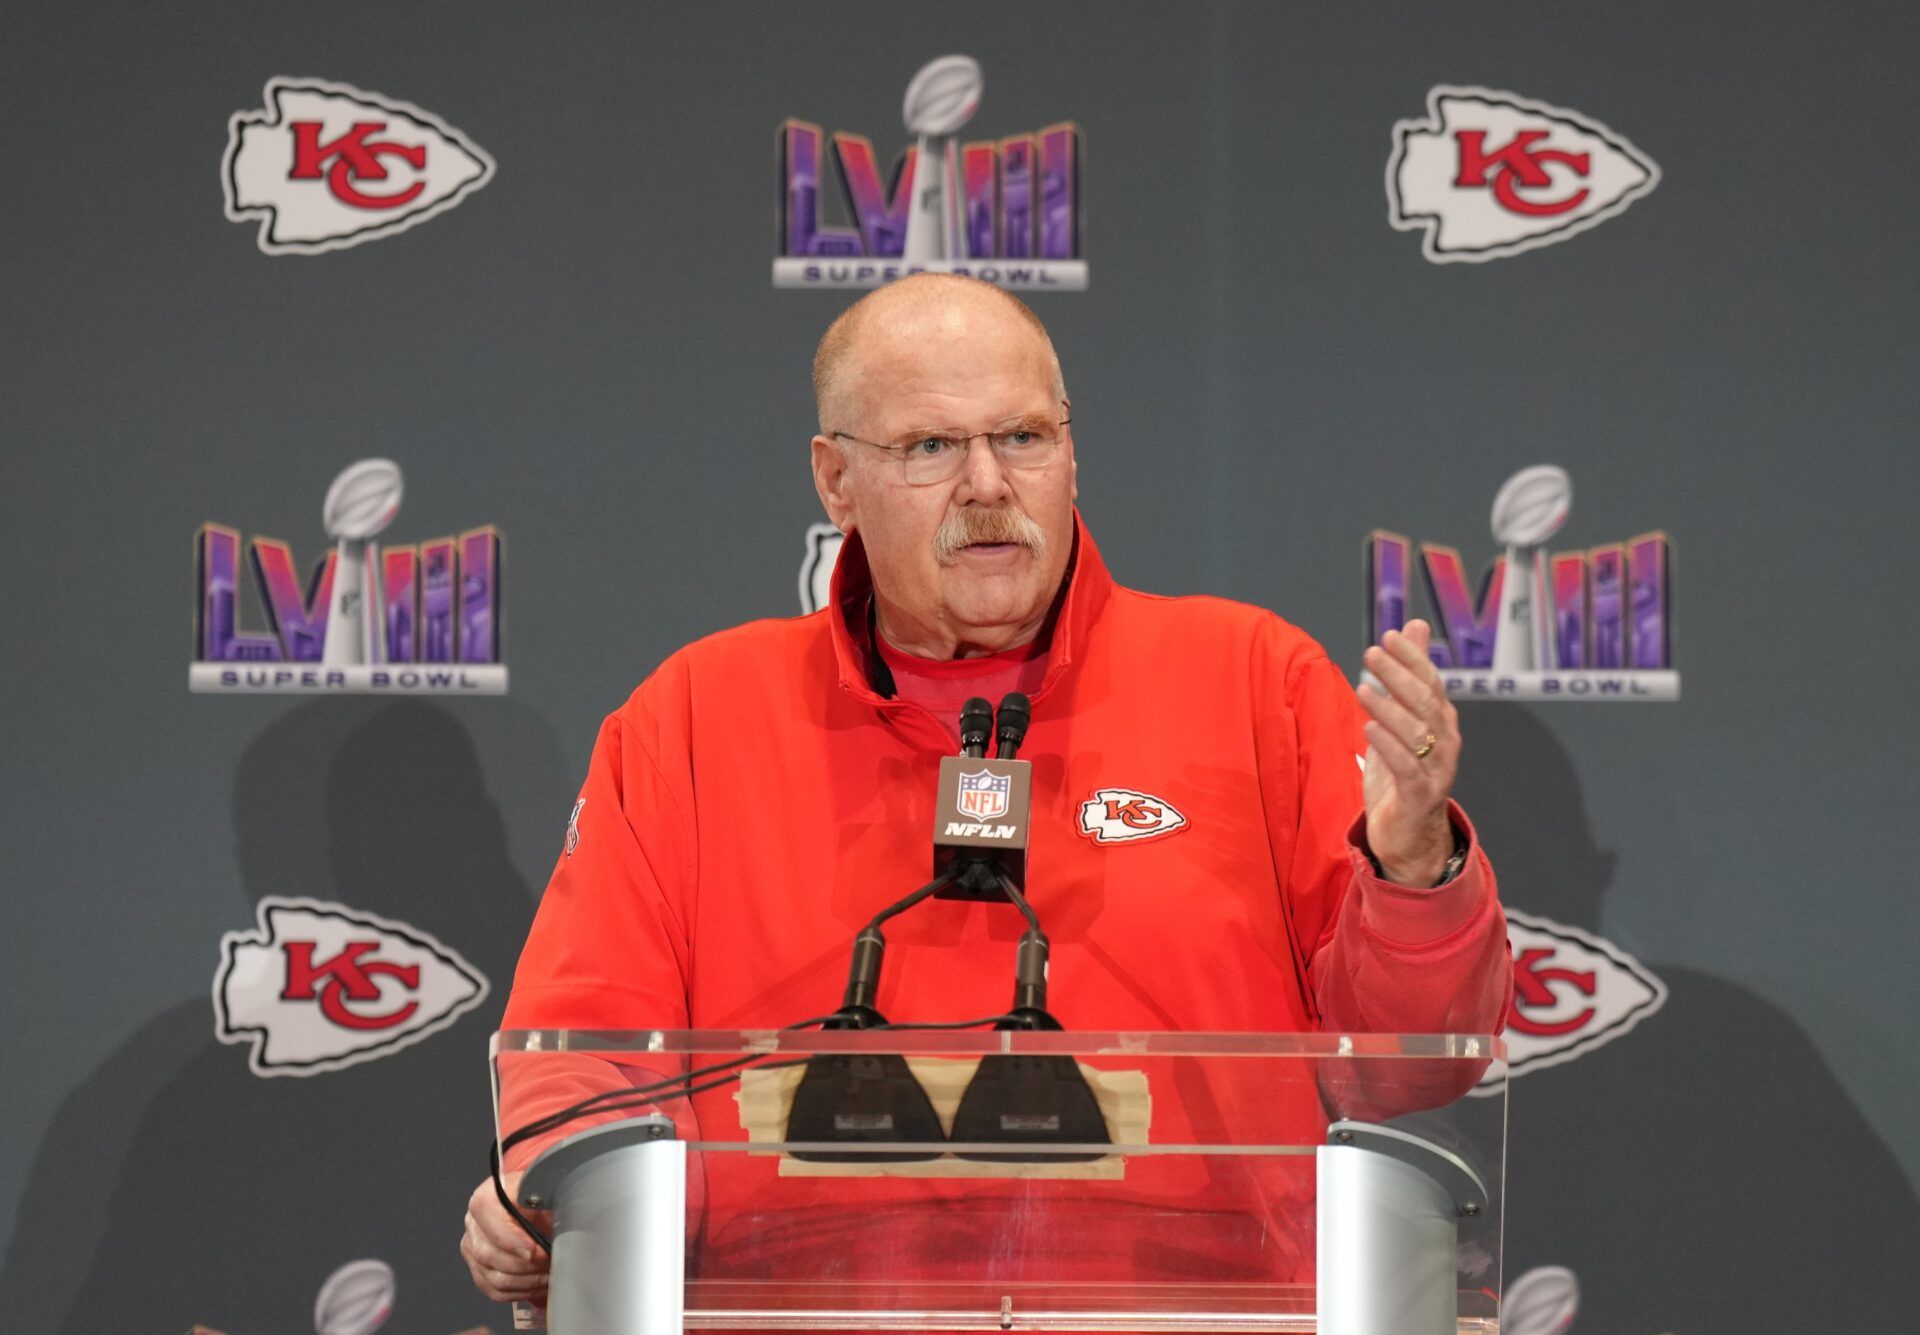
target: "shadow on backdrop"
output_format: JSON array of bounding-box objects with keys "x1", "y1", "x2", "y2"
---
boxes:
[
  {"x1": 1, "y1": 699, "x2": 563, "y2": 1334},
  {"x1": 1456, "y1": 703, "x2": 1919, "y2": 1333}
]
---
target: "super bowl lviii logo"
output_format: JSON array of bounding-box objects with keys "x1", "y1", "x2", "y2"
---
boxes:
[
  {"x1": 1388, "y1": 86, "x2": 1658, "y2": 262},
  {"x1": 224, "y1": 77, "x2": 494, "y2": 254},
  {"x1": 776, "y1": 55, "x2": 1084, "y2": 291},
  {"x1": 1368, "y1": 466, "x2": 1678, "y2": 700},
  {"x1": 192, "y1": 459, "x2": 507, "y2": 694}
]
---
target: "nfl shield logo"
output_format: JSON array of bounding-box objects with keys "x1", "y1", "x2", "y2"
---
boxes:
[{"x1": 957, "y1": 769, "x2": 1011, "y2": 821}]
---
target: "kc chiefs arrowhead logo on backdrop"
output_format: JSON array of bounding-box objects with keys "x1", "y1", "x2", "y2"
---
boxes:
[
  {"x1": 214, "y1": 897, "x2": 488, "y2": 1076},
  {"x1": 1475, "y1": 907, "x2": 1667, "y2": 1093},
  {"x1": 1388, "y1": 86, "x2": 1659, "y2": 262},
  {"x1": 1079, "y1": 788, "x2": 1188, "y2": 844},
  {"x1": 223, "y1": 77, "x2": 495, "y2": 254}
]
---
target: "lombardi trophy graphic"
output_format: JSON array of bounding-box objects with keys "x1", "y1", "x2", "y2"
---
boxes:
[
  {"x1": 320, "y1": 459, "x2": 404, "y2": 667},
  {"x1": 901, "y1": 55, "x2": 982, "y2": 264},
  {"x1": 1489, "y1": 465, "x2": 1570, "y2": 674}
]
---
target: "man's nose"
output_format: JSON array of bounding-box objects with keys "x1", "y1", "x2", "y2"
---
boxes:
[{"x1": 956, "y1": 436, "x2": 1013, "y2": 503}]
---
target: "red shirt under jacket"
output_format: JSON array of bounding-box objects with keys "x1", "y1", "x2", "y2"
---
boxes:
[{"x1": 873, "y1": 628, "x2": 1049, "y2": 737}]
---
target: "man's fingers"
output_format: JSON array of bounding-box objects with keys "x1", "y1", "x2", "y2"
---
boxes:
[
  {"x1": 1365, "y1": 631, "x2": 1460, "y2": 754},
  {"x1": 465, "y1": 1214, "x2": 546, "y2": 1275},
  {"x1": 1364, "y1": 720, "x2": 1433, "y2": 788},
  {"x1": 1356, "y1": 683, "x2": 1431, "y2": 756},
  {"x1": 1387, "y1": 621, "x2": 1439, "y2": 675},
  {"x1": 1376, "y1": 626, "x2": 1446, "y2": 695},
  {"x1": 467, "y1": 1265, "x2": 547, "y2": 1302},
  {"x1": 467, "y1": 1177, "x2": 550, "y2": 1258},
  {"x1": 1397, "y1": 618, "x2": 1434, "y2": 659},
  {"x1": 472, "y1": 1208, "x2": 547, "y2": 1262},
  {"x1": 1362, "y1": 640, "x2": 1441, "y2": 721},
  {"x1": 483, "y1": 1270, "x2": 546, "y2": 1294},
  {"x1": 461, "y1": 1230, "x2": 549, "y2": 1300},
  {"x1": 473, "y1": 1265, "x2": 547, "y2": 1296}
]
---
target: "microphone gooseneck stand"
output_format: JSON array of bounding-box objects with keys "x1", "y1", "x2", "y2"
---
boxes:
[{"x1": 806, "y1": 693, "x2": 1110, "y2": 1162}]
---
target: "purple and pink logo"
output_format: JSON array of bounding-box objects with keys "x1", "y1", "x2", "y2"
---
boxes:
[
  {"x1": 191, "y1": 459, "x2": 506, "y2": 694},
  {"x1": 1367, "y1": 466, "x2": 1677, "y2": 701},
  {"x1": 775, "y1": 55, "x2": 1084, "y2": 291}
]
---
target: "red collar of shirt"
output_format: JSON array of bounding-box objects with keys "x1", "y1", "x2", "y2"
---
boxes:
[
  {"x1": 873, "y1": 630, "x2": 1046, "y2": 679},
  {"x1": 828, "y1": 508, "x2": 1113, "y2": 706}
]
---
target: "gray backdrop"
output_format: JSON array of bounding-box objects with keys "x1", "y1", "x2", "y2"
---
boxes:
[{"x1": 4, "y1": 2, "x2": 1915, "y2": 1331}]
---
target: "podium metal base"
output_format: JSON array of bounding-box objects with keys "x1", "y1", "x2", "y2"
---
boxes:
[
  {"x1": 505, "y1": 1104, "x2": 1496, "y2": 1333},
  {"x1": 521, "y1": 1114, "x2": 687, "y2": 1335},
  {"x1": 1316, "y1": 1121, "x2": 1489, "y2": 1335}
]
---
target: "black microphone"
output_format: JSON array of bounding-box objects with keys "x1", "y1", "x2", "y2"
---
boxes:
[
  {"x1": 1011, "y1": 926, "x2": 1050, "y2": 1017},
  {"x1": 959, "y1": 696, "x2": 994, "y2": 758},
  {"x1": 836, "y1": 925, "x2": 887, "y2": 1025},
  {"x1": 800, "y1": 892, "x2": 949, "y2": 1160},
  {"x1": 994, "y1": 691, "x2": 1031, "y2": 759}
]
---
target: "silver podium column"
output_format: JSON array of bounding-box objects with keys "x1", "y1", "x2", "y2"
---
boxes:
[
  {"x1": 519, "y1": 1115, "x2": 687, "y2": 1335},
  {"x1": 1316, "y1": 1120, "x2": 1489, "y2": 1335}
]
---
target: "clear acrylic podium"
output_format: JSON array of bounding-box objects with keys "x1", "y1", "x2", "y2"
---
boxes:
[{"x1": 492, "y1": 1029, "x2": 1505, "y2": 1334}]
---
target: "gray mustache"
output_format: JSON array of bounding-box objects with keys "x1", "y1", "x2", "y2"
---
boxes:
[{"x1": 933, "y1": 507, "x2": 1048, "y2": 565}]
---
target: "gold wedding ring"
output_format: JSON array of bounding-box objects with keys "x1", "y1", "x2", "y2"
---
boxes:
[{"x1": 1414, "y1": 733, "x2": 1437, "y2": 760}]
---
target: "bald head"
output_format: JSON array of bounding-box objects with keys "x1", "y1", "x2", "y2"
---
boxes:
[{"x1": 812, "y1": 274, "x2": 1065, "y2": 432}]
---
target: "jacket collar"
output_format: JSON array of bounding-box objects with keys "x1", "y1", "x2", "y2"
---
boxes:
[{"x1": 828, "y1": 508, "x2": 1112, "y2": 705}]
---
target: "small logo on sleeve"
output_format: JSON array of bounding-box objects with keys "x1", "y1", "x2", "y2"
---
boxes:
[
  {"x1": 1078, "y1": 788, "x2": 1188, "y2": 844},
  {"x1": 565, "y1": 797, "x2": 585, "y2": 856}
]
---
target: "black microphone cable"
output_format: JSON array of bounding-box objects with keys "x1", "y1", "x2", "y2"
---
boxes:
[{"x1": 490, "y1": 1015, "x2": 834, "y2": 1252}]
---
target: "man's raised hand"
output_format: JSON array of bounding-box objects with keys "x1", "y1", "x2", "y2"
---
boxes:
[{"x1": 1356, "y1": 620, "x2": 1460, "y2": 886}]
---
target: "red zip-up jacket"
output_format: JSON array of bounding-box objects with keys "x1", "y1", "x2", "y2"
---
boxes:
[{"x1": 500, "y1": 512, "x2": 1511, "y2": 1281}]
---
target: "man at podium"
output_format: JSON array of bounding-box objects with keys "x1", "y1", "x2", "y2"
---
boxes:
[{"x1": 463, "y1": 274, "x2": 1512, "y2": 1306}]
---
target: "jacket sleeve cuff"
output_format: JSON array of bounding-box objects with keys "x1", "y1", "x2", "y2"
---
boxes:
[{"x1": 1344, "y1": 800, "x2": 1493, "y2": 946}]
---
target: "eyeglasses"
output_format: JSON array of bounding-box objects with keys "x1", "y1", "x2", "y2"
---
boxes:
[{"x1": 832, "y1": 406, "x2": 1072, "y2": 486}]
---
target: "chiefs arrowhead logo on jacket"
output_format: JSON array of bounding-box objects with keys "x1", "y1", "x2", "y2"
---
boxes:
[
  {"x1": 223, "y1": 77, "x2": 495, "y2": 254},
  {"x1": 214, "y1": 897, "x2": 488, "y2": 1076},
  {"x1": 1388, "y1": 86, "x2": 1659, "y2": 262},
  {"x1": 1078, "y1": 788, "x2": 1188, "y2": 844}
]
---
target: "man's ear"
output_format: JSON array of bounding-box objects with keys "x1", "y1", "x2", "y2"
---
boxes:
[
  {"x1": 811, "y1": 434, "x2": 857, "y2": 533},
  {"x1": 1062, "y1": 400, "x2": 1078, "y2": 501}
]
